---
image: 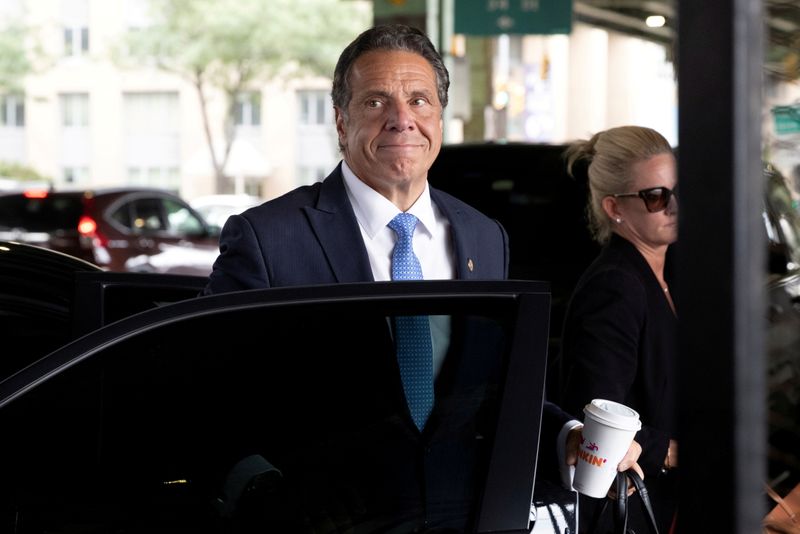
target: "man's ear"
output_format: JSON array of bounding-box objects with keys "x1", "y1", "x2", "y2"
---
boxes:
[{"x1": 334, "y1": 107, "x2": 346, "y2": 141}]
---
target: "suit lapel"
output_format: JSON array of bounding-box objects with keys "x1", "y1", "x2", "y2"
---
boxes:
[
  {"x1": 430, "y1": 188, "x2": 478, "y2": 280},
  {"x1": 304, "y1": 166, "x2": 374, "y2": 283}
]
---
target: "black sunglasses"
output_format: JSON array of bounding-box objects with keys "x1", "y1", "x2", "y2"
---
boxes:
[{"x1": 612, "y1": 185, "x2": 678, "y2": 213}]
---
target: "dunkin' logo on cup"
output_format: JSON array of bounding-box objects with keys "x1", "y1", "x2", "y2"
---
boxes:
[
  {"x1": 573, "y1": 399, "x2": 641, "y2": 498},
  {"x1": 578, "y1": 436, "x2": 608, "y2": 467}
]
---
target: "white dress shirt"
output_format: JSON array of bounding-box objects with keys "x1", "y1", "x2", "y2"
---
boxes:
[{"x1": 341, "y1": 160, "x2": 454, "y2": 281}]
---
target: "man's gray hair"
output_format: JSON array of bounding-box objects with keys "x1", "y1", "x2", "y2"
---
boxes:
[{"x1": 331, "y1": 23, "x2": 450, "y2": 116}]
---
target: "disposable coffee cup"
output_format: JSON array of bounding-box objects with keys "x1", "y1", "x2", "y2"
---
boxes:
[{"x1": 572, "y1": 399, "x2": 642, "y2": 498}]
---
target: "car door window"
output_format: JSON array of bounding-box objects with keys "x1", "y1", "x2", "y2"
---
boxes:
[
  {"x1": 111, "y1": 198, "x2": 164, "y2": 234},
  {"x1": 163, "y1": 198, "x2": 205, "y2": 236},
  {"x1": 109, "y1": 200, "x2": 133, "y2": 230},
  {"x1": 131, "y1": 198, "x2": 167, "y2": 233}
]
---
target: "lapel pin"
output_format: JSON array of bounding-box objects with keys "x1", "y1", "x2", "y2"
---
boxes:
[{"x1": 467, "y1": 258, "x2": 474, "y2": 272}]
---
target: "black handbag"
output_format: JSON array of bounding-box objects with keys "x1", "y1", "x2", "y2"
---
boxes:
[{"x1": 586, "y1": 469, "x2": 660, "y2": 534}]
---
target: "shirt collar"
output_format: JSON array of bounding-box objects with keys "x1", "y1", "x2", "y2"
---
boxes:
[{"x1": 341, "y1": 160, "x2": 435, "y2": 239}]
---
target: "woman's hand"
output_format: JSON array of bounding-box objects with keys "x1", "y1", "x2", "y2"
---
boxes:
[{"x1": 611, "y1": 440, "x2": 643, "y2": 498}]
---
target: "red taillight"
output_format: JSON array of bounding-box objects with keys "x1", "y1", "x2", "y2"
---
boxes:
[
  {"x1": 78, "y1": 215, "x2": 98, "y2": 236},
  {"x1": 78, "y1": 197, "x2": 108, "y2": 249},
  {"x1": 23, "y1": 189, "x2": 48, "y2": 199}
]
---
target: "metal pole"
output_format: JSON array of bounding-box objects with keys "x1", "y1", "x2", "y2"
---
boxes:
[{"x1": 677, "y1": 0, "x2": 765, "y2": 532}]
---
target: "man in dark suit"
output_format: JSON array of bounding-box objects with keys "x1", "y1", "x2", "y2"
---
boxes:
[{"x1": 203, "y1": 23, "x2": 640, "y2": 532}]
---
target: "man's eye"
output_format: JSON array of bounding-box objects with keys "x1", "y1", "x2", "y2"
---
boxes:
[
  {"x1": 367, "y1": 100, "x2": 383, "y2": 108},
  {"x1": 412, "y1": 98, "x2": 427, "y2": 106}
]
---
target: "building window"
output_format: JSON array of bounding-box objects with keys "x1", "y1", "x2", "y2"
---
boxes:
[
  {"x1": 60, "y1": 93, "x2": 89, "y2": 127},
  {"x1": 235, "y1": 92, "x2": 261, "y2": 126},
  {"x1": 0, "y1": 95, "x2": 24, "y2": 126},
  {"x1": 124, "y1": 92, "x2": 179, "y2": 134},
  {"x1": 298, "y1": 90, "x2": 333, "y2": 125},
  {"x1": 62, "y1": 0, "x2": 89, "y2": 57},
  {"x1": 123, "y1": 92, "x2": 180, "y2": 189},
  {"x1": 64, "y1": 26, "x2": 89, "y2": 56},
  {"x1": 63, "y1": 166, "x2": 89, "y2": 185}
]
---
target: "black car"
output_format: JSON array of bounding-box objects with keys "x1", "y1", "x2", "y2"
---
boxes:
[{"x1": 0, "y1": 278, "x2": 576, "y2": 533}]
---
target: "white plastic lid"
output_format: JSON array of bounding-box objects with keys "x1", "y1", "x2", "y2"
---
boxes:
[{"x1": 583, "y1": 399, "x2": 642, "y2": 431}]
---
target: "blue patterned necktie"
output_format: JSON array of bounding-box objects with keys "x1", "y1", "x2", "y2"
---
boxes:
[{"x1": 388, "y1": 212, "x2": 434, "y2": 431}]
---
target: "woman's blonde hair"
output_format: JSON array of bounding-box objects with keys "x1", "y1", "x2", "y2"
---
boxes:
[{"x1": 565, "y1": 125, "x2": 673, "y2": 244}]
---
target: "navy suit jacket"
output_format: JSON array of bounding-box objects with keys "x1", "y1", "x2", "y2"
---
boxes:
[
  {"x1": 203, "y1": 163, "x2": 574, "y2": 526},
  {"x1": 204, "y1": 164, "x2": 510, "y2": 292}
]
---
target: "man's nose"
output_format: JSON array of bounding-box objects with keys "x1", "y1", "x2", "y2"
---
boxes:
[{"x1": 386, "y1": 102, "x2": 415, "y2": 131}]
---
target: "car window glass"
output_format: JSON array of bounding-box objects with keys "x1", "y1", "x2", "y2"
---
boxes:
[
  {"x1": 0, "y1": 293, "x2": 541, "y2": 533},
  {"x1": 163, "y1": 198, "x2": 205, "y2": 235},
  {"x1": 110, "y1": 200, "x2": 133, "y2": 230},
  {"x1": 131, "y1": 198, "x2": 166, "y2": 233}
]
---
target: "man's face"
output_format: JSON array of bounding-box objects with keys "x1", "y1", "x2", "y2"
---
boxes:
[{"x1": 336, "y1": 50, "x2": 443, "y2": 198}]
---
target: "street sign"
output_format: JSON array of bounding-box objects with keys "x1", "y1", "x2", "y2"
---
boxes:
[
  {"x1": 455, "y1": 0, "x2": 573, "y2": 36},
  {"x1": 772, "y1": 105, "x2": 800, "y2": 135}
]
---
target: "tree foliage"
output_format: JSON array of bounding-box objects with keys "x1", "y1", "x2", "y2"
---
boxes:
[
  {"x1": 0, "y1": 161, "x2": 51, "y2": 183},
  {"x1": 0, "y1": 22, "x2": 32, "y2": 93},
  {"x1": 115, "y1": 0, "x2": 371, "y2": 191}
]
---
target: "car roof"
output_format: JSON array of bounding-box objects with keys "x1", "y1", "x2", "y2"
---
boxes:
[{"x1": 0, "y1": 185, "x2": 182, "y2": 197}]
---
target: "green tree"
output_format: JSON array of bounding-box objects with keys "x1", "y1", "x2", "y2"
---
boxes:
[
  {"x1": 0, "y1": 161, "x2": 51, "y2": 183},
  {"x1": 115, "y1": 0, "x2": 371, "y2": 192},
  {"x1": 0, "y1": 21, "x2": 30, "y2": 93}
]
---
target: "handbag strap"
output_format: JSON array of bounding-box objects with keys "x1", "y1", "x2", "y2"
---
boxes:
[
  {"x1": 586, "y1": 472, "x2": 629, "y2": 534},
  {"x1": 586, "y1": 470, "x2": 661, "y2": 534},
  {"x1": 626, "y1": 469, "x2": 661, "y2": 534},
  {"x1": 614, "y1": 471, "x2": 630, "y2": 533}
]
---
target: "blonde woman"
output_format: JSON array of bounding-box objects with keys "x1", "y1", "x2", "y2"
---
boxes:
[{"x1": 559, "y1": 125, "x2": 678, "y2": 534}]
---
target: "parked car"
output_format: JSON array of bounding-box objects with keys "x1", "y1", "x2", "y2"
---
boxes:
[
  {"x1": 429, "y1": 142, "x2": 800, "y2": 507},
  {"x1": 0, "y1": 186, "x2": 221, "y2": 276},
  {"x1": 0, "y1": 278, "x2": 576, "y2": 533},
  {"x1": 190, "y1": 194, "x2": 262, "y2": 232}
]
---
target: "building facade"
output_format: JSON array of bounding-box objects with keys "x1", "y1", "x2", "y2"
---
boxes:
[{"x1": 1, "y1": 0, "x2": 350, "y2": 201}]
